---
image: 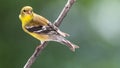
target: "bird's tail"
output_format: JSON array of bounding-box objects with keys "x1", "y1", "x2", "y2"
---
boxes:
[{"x1": 58, "y1": 38, "x2": 79, "y2": 52}]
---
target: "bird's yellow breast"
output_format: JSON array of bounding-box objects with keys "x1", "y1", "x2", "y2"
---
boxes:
[{"x1": 19, "y1": 14, "x2": 33, "y2": 26}]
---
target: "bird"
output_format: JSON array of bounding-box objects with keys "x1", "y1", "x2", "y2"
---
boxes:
[{"x1": 19, "y1": 6, "x2": 79, "y2": 51}]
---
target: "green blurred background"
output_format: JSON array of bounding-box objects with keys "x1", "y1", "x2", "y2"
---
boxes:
[{"x1": 0, "y1": 0, "x2": 120, "y2": 68}]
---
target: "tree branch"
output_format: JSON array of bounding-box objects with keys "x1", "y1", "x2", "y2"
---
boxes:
[
  {"x1": 54, "y1": 0, "x2": 76, "y2": 26},
  {"x1": 24, "y1": 0, "x2": 76, "y2": 68}
]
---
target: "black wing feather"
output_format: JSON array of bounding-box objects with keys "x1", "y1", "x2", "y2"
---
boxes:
[
  {"x1": 26, "y1": 26, "x2": 43, "y2": 32},
  {"x1": 25, "y1": 25, "x2": 57, "y2": 34}
]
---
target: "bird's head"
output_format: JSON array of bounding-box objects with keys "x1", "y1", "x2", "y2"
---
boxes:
[
  {"x1": 19, "y1": 6, "x2": 34, "y2": 24},
  {"x1": 20, "y1": 6, "x2": 33, "y2": 16}
]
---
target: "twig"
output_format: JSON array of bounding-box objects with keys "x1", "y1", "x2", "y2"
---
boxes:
[
  {"x1": 24, "y1": 0, "x2": 76, "y2": 68},
  {"x1": 23, "y1": 42, "x2": 48, "y2": 68},
  {"x1": 54, "y1": 0, "x2": 76, "y2": 26}
]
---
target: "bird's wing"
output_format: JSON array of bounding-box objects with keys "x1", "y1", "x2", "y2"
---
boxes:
[
  {"x1": 32, "y1": 13, "x2": 49, "y2": 26},
  {"x1": 47, "y1": 22, "x2": 70, "y2": 37},
  {"x1": 25, "y1": 24, "x2": 57, "y2": 35}
]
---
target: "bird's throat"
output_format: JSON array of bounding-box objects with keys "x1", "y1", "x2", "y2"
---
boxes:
[{"x1": 20, "y1": 14, "x2": 33, "y2": 26}]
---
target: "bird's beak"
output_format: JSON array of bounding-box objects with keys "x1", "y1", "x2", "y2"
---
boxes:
[{"x1": 26, "y1": 11, "x2": 32, "y2": 14}]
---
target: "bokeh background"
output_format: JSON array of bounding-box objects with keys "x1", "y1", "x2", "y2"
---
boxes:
[{"x1": 0, "y1": 0, "x2": 120, "y2": 68}]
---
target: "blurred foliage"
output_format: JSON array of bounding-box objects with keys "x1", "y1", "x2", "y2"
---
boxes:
[{"x1": 0, "y1": 0, "x2": 120, "y2": 68}]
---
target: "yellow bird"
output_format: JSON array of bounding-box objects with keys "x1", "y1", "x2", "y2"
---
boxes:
[{"x1": 19, "y1": 6, "x2": 79, "y2": 51}]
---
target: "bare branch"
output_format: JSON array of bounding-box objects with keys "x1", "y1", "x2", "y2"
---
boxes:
[
  {"x1": 24, "y1": 0, "x2": 76, "y2": 68},
  {"x1": 54, "y1": 0, "x2": 76, "y2": 26},
  {"x1": 24, "y1": 42, "x2": 48, "y2": 68}
]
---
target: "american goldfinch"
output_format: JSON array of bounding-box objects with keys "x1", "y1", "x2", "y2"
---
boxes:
[{"x1": 19, "y1": 6, "x2": 79, "y2": 51}]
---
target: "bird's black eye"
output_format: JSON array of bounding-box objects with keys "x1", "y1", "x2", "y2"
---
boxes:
[{"x1": 23, "y1": 10, "x2": 26, "y2": 12}]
